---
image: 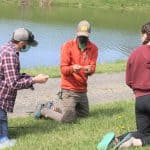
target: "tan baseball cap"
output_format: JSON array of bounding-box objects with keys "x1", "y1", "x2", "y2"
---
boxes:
[{"x1": 76, "y1": 20, "x2": 91, "y2": 37}]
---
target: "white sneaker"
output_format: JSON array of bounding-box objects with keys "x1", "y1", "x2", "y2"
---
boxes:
[
  {"x1": 118, "y1": 137, "x2": 134, "y2": 149},
  {"x1": 0, "y1": 137, "x2": 16, "y2": 149}
]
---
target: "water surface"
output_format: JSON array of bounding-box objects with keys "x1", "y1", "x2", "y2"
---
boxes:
[{"x1": 0, "y1": 5, "x2": 149, "y2": 68}]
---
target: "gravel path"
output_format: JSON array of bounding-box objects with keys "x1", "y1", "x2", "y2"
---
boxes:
[{"x1": 9, "y1": 72, "x2": 134, "y2": 118}]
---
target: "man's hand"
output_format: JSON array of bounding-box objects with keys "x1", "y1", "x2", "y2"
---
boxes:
[
  {"x1": 83, "y1": 65, "x2": 92, "y2": 74},
  {"x1": 32, "y1": 74, "x2": 49, "y2": 84},
  {"x1": 72, "y1": 64, "x2": 81, "y2": 73}
]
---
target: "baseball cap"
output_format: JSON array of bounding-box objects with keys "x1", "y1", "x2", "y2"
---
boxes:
[
  {"x1": 12, "y1": 28, "x2": 38, "y2": 47},
  {"x1": 76, "y1": 20, "x2": 91, "y2": 37}
]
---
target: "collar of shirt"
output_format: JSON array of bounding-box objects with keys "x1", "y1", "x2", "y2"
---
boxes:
[
  {"x1": 75, "y1": 39, "x2": 92, "y2": 51},
  {"x1": 8, "y1": 41, "x2": 19, "y2": 56}
]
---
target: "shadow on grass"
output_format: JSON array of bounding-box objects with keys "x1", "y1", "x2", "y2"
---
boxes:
[
  {"x1": 8, "y1": 117, "x2": 64, "y2": 138},
  {"x1": 89, "y1": 103, "x2": 124, "y2": 118}
]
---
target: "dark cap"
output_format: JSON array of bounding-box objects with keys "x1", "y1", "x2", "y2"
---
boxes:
[{"x1": 12, "y1": 28, "x2": 38, "y2": 46}]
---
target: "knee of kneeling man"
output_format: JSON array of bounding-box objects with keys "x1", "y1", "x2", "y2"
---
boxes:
[{"x1": 61, "y1": 110, "x2": 76, "y2": 123}]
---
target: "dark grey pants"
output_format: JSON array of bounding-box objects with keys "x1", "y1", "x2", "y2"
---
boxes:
[
  {"x1": 134, "y1": 94, "x2": 150, "y2": 145},
  {"x1": 118, "y1": 94, "x2": 150, "y2": 145},
  {"x1": 0, "y1": 108, "x2": 8, "y2": 137}
]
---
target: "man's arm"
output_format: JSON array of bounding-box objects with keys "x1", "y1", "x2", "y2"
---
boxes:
[
  {"x1": 84, "y1": 47, "x2": 98, "y2": 75},
  {"x1": 60, "y1": 43, "x2": 74, "y2": 76},
  {"x1": 3, "y1": 53, "x2": 33, "y2": 90}
]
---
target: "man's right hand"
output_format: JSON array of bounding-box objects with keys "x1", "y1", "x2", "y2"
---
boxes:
[
  {"x1": 32, "y1": 74, "x2": 49, "y2": 84},
  {"x1": 72, "y1": 64, "x2": 81, "y2": 73}
]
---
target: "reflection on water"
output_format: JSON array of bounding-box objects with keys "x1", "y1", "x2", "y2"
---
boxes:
[{"x1": 0, "y1": 4, "x2": 148, "y2": 68}]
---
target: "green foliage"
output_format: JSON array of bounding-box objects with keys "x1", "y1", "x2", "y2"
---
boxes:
[
  {"x1": 53, "y1": 0, "x2": 150, "y2": 9},
  {"x1": 0, "y1": 0, "x2": 149, "y2": 32},
  {"x1": 2, "y1": 0, "x2": 150, "y2": 8},
  {"x1": 9, "y1": 100, "x2": 149, "y2": 150},
  {"x1": 0, "y1": 0, "x2": 149, "y2": 34}
]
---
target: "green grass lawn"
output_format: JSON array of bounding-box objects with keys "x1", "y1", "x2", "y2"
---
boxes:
[
  {"x1": 2, "y1": 0, "x2": 150, "y2": 9},
  {"x1": 53, "y1": 0, "x2": 150, "y2": 9},
  {"x1": 21, "y1": 60, "x2": 126, "y2": 78},
  {"x1": 8, "y1": 100, "x2": 150, "y2": 150}
]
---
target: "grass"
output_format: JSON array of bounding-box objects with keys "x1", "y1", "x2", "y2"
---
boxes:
[
  {"x1": 0, "y1": 1, "x2": 149, "y2": 32},
  {"x1": 96, "y1": 60, "x2": 126, "y2": 74},
  {"x1": 8, "y1": 100, "x2": 149, "y2": 150},
  {"x1": 53, "y1": 0, "x2": 150, "y2": 9},
  {"x1": 1, "y1": 0, "x2": 150, "y2": 9},
  {"x1": 21, "y1": 66, "x2": 61, "y2": 78},
  {"x1": 21, "y1": 60, "x2": 126, "y2": 78}
]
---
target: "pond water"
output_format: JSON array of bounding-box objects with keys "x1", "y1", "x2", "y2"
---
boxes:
[{"x1": 0, "y1": 5, "x2": 149, "y2": 68}]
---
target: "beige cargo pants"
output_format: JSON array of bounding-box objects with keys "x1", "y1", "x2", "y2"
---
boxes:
[{"x1": 41, "y1": 89, "x2": 89, "y2": 123}]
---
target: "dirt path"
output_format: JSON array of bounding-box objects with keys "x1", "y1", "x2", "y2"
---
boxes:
[{"x1": 9, "y1": 72, "x2": 134, "y2": 118}]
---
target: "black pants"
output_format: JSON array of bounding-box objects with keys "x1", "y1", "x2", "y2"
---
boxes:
[
  {"x1": 134, "y1": 94, "x2": 150, "y2": 145},
  {"x1": 119, "y1": 94, "x2": 150, "y2": 145}
]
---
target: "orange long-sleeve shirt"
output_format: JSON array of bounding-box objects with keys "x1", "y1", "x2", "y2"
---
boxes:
[{"x1": 60, "y1": 39, "x2": 98, "y2": 92}]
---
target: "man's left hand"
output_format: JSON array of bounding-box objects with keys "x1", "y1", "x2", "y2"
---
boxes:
[{"x1": 83, "y1": 65, "x2": 92, "y2": 74}]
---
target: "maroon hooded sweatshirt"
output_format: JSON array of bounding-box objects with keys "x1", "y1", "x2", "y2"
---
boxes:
[{"x1": 126, "y1": 45, "x2": 150, "y2": 97}]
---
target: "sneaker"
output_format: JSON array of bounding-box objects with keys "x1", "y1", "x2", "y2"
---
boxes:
[
  {"x1": 97, "y1": 132, "x2": 115, "y2": 150},
  {"x1": 34, "y1": 101, "x2": 54, "y2": 119},
  {"x1": 113, "y1": 133, "x2": 133, "y2": 150},
  {"x1": 44, "y1": 101, "x2": 54, "y2": 109},
  {"x1": 0, "y1": 137, "x2": 16, "y2": 149},
  {"x1": 34, "y1": 104, "x2": 45, "y2": 119},
  {"x1": 118, "y1": 137, "x2": 134, "y2": 149}
]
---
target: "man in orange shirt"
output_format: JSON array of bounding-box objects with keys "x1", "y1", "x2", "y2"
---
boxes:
[{"x1": 35, "y1": 20, "x2": 98, "y2": 123}]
